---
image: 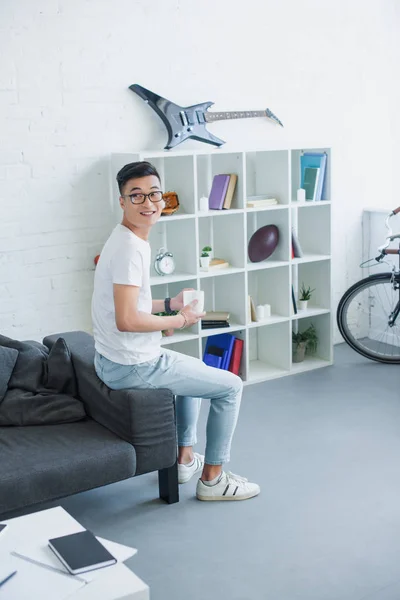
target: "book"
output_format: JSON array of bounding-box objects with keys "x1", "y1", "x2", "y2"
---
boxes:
[
  {"x1": 291, "y1": 286, "x2": 297, "y2": 315},
  {"x1": 208, "y1": 174, "x2": 230, "y2": 210},
  {"x1": 246, "y1": 197, "x2": 278, "y2": 208},
  {"x1": 228, "y1": 338, "x2": 244, "y2": 375},
  {"x1": 202, "y1": 321, "x2": 230, "y2": 329},
  {"x1": 300, "y1": 152, "x2": 327, "y2": 201},
  {"x1": 203, "y1": 353, "x2": 223, "y2": 368},
  {"x1": 248, "y1": 295, "x2": 257, "y2": 322},
  {"x1": 291, "y1": 228, "x2": 303, "y2": 258},
  {"x1": 223, "y1": 174, "x2": 238, "y2": 209},
  {"x1": 48, "y1": 530, "x2": 117, "y2": 575},
  {"x1": 202, "y1": 311, "x2": 230, "y2": 321},
  {"x1": 203, "y1": 333, "x2": 236, "y2": 370},
  {"x1": 303, "y1": 167, "x2": 320, "y2": 201},
  {"x1": 209, "y1": 258, "x2": 230, "y2": 269}
]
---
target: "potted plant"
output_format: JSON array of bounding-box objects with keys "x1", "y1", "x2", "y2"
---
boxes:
[
  {"x1": 292, "y1": 323, "x2": 318, "y2": 363},
  {"x1": 200, "y1": 251, "x2": 211, "y2": 271},
  {"x1": 298, "y1": 283, "x2": 315, "y2": 310},
  {"x1": 202, "y1": 245, "x2": 213, "y2": 259}
]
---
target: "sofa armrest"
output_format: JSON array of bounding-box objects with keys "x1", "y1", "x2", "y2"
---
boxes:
[{"x1": 43, "y1": 331, "x2": 177, "y2": 474}]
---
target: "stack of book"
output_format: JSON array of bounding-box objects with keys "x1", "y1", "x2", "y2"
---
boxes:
[
  {"x1": 201, "y1": 311, "x2": 230, "y2": 330},
  {"x1": 208, "y1": 174, "x2": 238, "y2": 210},
  {"x1": 300, "y1": 152, "x2": 327, "y2": 201},
  {"x1": 203, "y1": 333, "x2": 244, "y2": 376},
  {"x1": 246, "y1": 195, "x2": 278, "y2": 208}
]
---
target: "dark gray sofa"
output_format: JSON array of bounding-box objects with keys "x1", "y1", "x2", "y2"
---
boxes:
[{"x1": 0, "y1": 331, "x2": 178, "y2": 516}]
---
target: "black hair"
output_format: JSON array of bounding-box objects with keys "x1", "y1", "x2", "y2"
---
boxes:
[{"x1": 116, "y1": 161, "x2": 161, "y2": 194}]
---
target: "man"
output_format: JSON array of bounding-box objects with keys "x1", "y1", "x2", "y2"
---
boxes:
[{"x1": 92, "y1": 161, "x2": 260, "y2": 501}]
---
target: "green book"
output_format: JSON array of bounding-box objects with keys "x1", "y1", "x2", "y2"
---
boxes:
[{"x1": 303, "y1": 167, "x2": 320, "y2": 201}]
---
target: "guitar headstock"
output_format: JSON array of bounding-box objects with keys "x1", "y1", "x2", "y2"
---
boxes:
[{"x1": 265, "y1": 109, "x2": 284, "y2": 127}]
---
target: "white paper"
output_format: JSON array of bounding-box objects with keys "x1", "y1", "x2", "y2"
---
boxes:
[
  {"x1": 12, "y1": 536, "x2": 137, "y2": 583},
  {"x1": 0, "y1": 553, "x2": 85, "y2": 600}
]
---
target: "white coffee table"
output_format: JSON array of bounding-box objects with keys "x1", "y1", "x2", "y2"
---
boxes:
[{"x1": 1, "y1": 506, "x2": 149, "y2": 600}]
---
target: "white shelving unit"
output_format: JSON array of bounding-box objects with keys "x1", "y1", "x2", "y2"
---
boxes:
[{"x1": 110, "y1": 147, "x2": 333, "y2": 385}]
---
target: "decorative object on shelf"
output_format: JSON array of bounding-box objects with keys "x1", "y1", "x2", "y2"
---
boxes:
[
  {"x1": 292, "y1": 324, "x2": 318, "y2": 363},
  {"x1": 161, "y1": 191, "x2": 180, "y2": 216},
  {"x1": 256, "y1": 304, "x2": 265, "y2": 321},
  {"x1": 202, "y1": 245, "x2": 213, "y2": 259},
  {"x1": 248, "y1": 224, "x2": 279, "y2": 262},
  {"x1": 296, "y1": 188, "x2": 306, "y2": 202},
  {"x1": 300, "y1": 151, "x2": 327, "y2": 201},
  {"x1": 263, "y1": 303, "x2": 271, "y2": 317},
  {"x1": 154, "y1": 247, "x2": 176, "y2": 276},
  {"x1": 200, "y1": 251, "x2": 211, "y2": 271},
  {"x1": 129, "y1": 84, "x2": 284, "y2": 150},
  {"x1": 298, "y1": 283, "x2": 315, "y2": 310},
  {"x1": 199, "y1": 196, "x2": 209, "y2": 212}
]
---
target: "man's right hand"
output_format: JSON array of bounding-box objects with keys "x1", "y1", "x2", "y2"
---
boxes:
[{"x1": 180, "y1": 300, "x2": 205, "y2": 327}]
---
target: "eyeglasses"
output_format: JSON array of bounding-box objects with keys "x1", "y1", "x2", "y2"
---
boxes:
[{"x1": 122, "y1": 191, "x2": 164, "y2": 205}]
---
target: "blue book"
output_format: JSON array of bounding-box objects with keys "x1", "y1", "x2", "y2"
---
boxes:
[
  {"x1": 203, "y1": 353, "x2": 223, "y2": 368},
  {"x1": 208, "y1": 174, "x2": 230, "y2": 210},
  {"x1": 300, "y1": 152, "x2": 327, "y2": 201},
  {"x1": 204, "y1": 333, "x2": 236, "y2": 370}
]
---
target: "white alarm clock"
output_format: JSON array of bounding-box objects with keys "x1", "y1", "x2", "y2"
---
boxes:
[{"x1": 154, "y1": 247, "x2": 176, "y2": 276}]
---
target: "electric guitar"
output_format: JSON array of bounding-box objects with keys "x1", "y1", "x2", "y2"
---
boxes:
[{"x1": 130, "y1": 84, "x2": 284, "y2": 150}]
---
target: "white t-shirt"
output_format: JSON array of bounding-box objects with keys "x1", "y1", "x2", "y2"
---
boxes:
[{"x1": 91, "y1": 224, "x2": 162, "y2": 365}]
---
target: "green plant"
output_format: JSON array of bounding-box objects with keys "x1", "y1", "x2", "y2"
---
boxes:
[
  {"x1": 299, "y1": 283, "x2": 315, "y2": 301},
  {"x1": 202, "y1": 245, "x2": 212, "y2": 253},
  {"x1": 201, "y1": 251, "x2": 210, "y2": 258},
  {"x1": 292, "y1": 323, "x2": 318, "y2": 354}
]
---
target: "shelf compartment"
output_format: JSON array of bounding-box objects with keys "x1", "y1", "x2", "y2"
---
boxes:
[
  {"x1": 290, "y1": 355, "x2": 332, "y2": 375},
  {"x1": 247, "y1": 321, "x2": 291, "y2": 383},
  {"x1": 162, "y1": 338, "x2": 200, "y2": 358},
  {"x1": 246, "y1": 208, "x2": 290, "y2": 266},
  {"x1": 149, "y1": 218, "x2": 197, "y2": 278},
  {"x1": 147, "y1": 154, "x2": 196, "y2": 215},
  {"x1": 248, "y1": 266, "x2": 290, "y2": 322},
  {"x1": 198, "y1": 212, "x2": 245, "y2": 269},
  {"x1": 245, "y1": 150, "x2": 290, "y2": 206},
  {"x1": 290, "y1": 147, "x2": 331, "y2": 202},
  {"x1": 200, "y1": 329, "x2": 246, "y2": 379},
  {"x1": 292, "y1": 260, "x2": 332, "y2": 313},
  {"x1": 291, "y1": 313, "x2": 332, "y2": 366},
  {"x1": 296, "y1": 203, "x2": 331, "y2": 256},
  {"x1": 196, "y1": 152, "x2": 245, "y2": 210},
  {"x1": 200, "y1": 271, "x2": 247, "y2": 328}
]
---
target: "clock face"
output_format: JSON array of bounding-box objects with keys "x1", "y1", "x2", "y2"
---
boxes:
[{"x1": 159, "y1": 255, "x2": 175, "y2": 275}]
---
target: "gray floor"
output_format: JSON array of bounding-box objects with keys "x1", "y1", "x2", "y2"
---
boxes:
[{"x1": 11, "y1": 344, "x2": 400, "y2": 600}]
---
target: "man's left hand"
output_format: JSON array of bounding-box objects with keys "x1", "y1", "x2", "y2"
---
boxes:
[{"x1": 171, "y1": 288, "x2": 194, "y2": 311}]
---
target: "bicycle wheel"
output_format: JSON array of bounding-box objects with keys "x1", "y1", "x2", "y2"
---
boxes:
[{"x1": 337, "y1": 272, "x2": 400, "y2": 363}]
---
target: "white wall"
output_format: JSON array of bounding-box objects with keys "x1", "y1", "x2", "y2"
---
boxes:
[{"x1": 1, "y1": 0, "x2": 399, "y2": 341}]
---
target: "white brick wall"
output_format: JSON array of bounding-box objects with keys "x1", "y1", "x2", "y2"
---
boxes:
[{"x1": 1, "y1": 0, "x2": 399, "y2": 342}]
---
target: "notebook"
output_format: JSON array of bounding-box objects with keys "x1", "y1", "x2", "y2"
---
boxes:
[{"x1": 48, "y1": 530, "x2": 117, "y2": 575}]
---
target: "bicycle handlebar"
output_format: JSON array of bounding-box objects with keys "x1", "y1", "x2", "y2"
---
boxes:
[
  {"x1": 392, "y1": 207, "x2": 400, "y2": 215},
  {"x1": 384, "y1": 249, "x2": 400, "y2": 255}
]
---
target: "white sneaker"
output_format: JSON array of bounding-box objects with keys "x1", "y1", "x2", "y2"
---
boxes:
[
  {"x1": 177, "y1": 453, "x2": 204, "y2": 484},
  {"x1": 196, "y1": 471, "x2": 260, "y2": 501}
]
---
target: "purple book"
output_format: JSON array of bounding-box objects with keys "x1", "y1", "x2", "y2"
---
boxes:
[{"x1": 208, "y1": 174, "x2": 230, "y2": 210}]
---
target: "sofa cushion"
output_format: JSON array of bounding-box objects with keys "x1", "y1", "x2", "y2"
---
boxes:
[
  {"x1": 0, "y1": 419, "x2": 136, "y2": 514},
  {"x1": 0, "y1": 347, "x2": 18, "y2": 401},
  {"x1": 0, "y1": 336, "x2": 85, "y2": 426}
]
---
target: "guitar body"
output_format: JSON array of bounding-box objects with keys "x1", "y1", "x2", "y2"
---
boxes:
[{"x1": 130, "y1": 84, "x2": 225, "y2": 149}]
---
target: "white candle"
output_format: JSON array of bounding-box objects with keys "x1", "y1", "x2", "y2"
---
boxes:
[
  {"x1": 199, "y1": 196, "x2": 209, "y2": 211},
  {"x1": 263, "y1": 304, "x2": 271, "y2": 317},
  {"x1": 297, "y1": 188, "x2": 306, "y2": 202},
  {"x1": 256, "y1": 304, "x2": 265, "y2": 321}
]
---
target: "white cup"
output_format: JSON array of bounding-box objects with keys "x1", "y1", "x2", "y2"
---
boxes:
[
  {"x1": 297, "y1": 188, "x2": 306, "y2": 202},
  {"x1": 183, "y1": 290, "x2": 205, "y2": 314},
  {"x1": 199, "y1": 196, "x2": 209, "y2": 212},
  {"x1": 256, "y1": 304, "x2": 265, "y2": 321}
]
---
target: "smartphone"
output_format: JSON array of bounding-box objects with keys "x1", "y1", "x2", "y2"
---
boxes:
[{"x1": 0, "y1": 524, "x2": 8, "y2": 537}]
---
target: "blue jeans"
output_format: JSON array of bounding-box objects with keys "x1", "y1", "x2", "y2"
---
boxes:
[{"x1": 94, "y1": 349, "x2": 243, "y2": 465}]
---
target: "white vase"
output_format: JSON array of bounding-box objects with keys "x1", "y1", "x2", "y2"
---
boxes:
[
  {"x1": 200, "y1": 257, "x2": 211, "y2": 271},
  {"x1": 298, "y1": 300, "x2": 308, "y2": 310}
]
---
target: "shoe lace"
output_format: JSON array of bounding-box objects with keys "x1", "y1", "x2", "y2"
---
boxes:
[{"x1": 225, "y1": 471, "x2": 248, "y2": 485}]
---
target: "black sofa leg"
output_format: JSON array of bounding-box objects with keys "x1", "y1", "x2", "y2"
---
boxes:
[{"x1": 158, "y1": 461, "x2": 179, "y2": 504}]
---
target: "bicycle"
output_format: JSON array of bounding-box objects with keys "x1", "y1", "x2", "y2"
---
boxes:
[{"x1": 337, "y1": 205, "x2": 400, "y2": 363}]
